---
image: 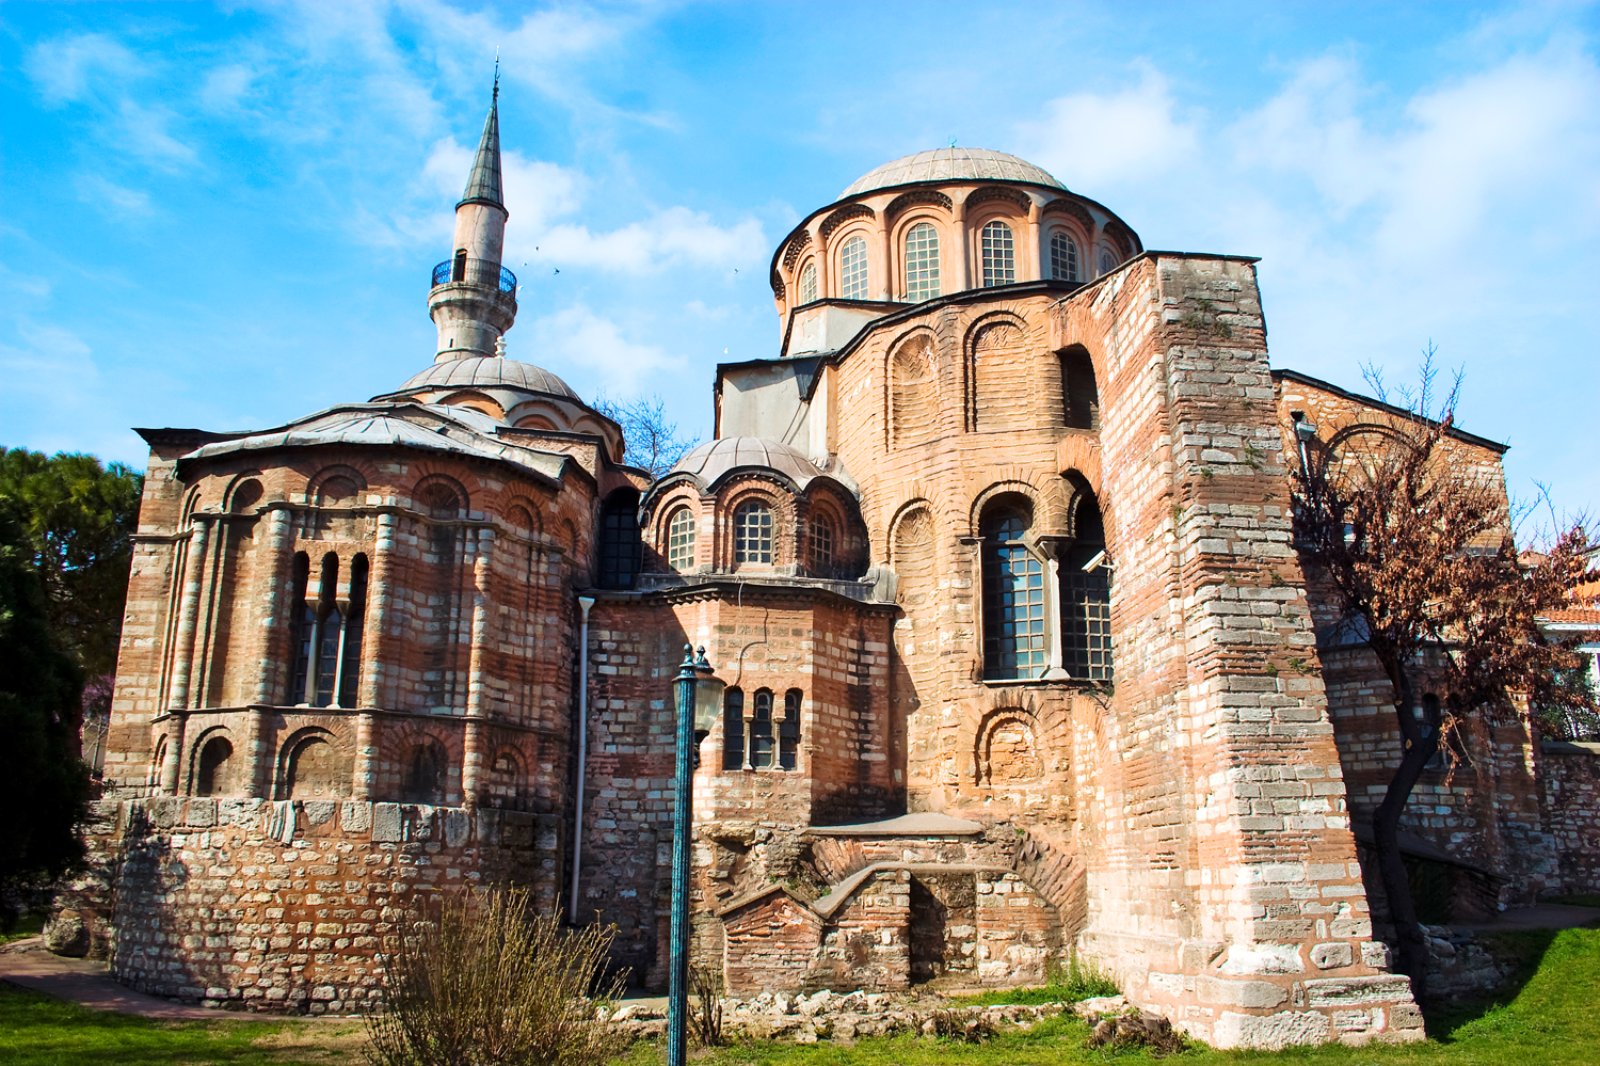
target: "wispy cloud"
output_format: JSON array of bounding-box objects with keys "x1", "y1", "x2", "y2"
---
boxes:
[
  {"x1": 77, "y1": 175, "x2": 155, "y2": 218},
  {"x1": 522, "y1": 305, "x2": 682, "y2": 397},
  {"x1": 1016, "y1": 67, "x2": 1200, "y2": 190},
  {"x1": 24, "y1": 32, "x2": 145, "y2": 105}
]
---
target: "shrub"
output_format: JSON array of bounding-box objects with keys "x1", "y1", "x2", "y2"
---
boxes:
[
  {"x1": 365, "y1": 886, "x2": 628, "y2": 1066},
  {"x1": 688, "y1": 964, "x2": 725, "y2": 1047},
  {"x1": 1046, "y1": 953, "x2": 1119, "y2": 1000}
]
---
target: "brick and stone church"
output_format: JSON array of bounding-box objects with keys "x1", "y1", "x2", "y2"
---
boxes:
[{"x1": 69, "y1": 87, "x2": 1600, "y2": 1048}]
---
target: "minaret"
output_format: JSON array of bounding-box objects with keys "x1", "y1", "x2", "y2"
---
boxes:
[{"x1": 428, "y1": 74, "x2": 517, "y2": 363}]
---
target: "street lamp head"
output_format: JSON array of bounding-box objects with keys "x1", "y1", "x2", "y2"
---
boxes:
[{"x1": 691, "y1": 646, "x2": 725, "y2": 734}]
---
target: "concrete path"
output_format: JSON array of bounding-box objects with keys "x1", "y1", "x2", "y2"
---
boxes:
[
  {"x1": 0, "y1": 937, "x2": 260, "y2": 1021},
  {"x1": 1456, "y1": 902, "x2": 1600, "y2": 932}
]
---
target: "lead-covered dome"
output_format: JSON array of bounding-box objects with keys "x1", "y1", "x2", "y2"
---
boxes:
[
  {"x1": 394, "y1": 356, "x2": 579, "y2": 400},
  {"x1": 841, "y1": 147, "x2": 1066, "y2": 198},
  {"x1": 662, "y1": 437, "x2": 856, "y2": 495}
]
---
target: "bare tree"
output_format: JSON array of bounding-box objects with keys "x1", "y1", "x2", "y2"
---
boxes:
[
  {"x1": 1290, "y1": 355, "x2": 1597, "y2": 1002},
  {"x1": 592, "y1": 395, "x2": 699, "y2": 479}
]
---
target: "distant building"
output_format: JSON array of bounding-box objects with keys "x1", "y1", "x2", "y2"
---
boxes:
[{"x1": 66, "y1": 88, "x2": 1599, "y2": 1048}]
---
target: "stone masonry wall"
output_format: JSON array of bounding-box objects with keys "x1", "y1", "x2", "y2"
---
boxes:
[
  {"x1": 106, "y1": 795, "x2": 559, "y2": 1012},
  {"x1": 1541, "y1": 742, "x2": 1600, "y2": 895},
  {"x1": 1049, "y1": 256, "x2": 1421, "y2": 1048}
]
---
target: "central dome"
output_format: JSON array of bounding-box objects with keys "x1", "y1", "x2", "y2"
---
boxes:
[
  {"x1": 840, "y1": 147, "x2": 1066, "y2": 199},
  {"x1": 394, "y1": 356, "x2": 578, "y2": 400}
]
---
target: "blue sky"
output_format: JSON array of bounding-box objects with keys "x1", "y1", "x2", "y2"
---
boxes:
[{"x1": 3, "y1": 1, "x2": 1598, "y2": 522}]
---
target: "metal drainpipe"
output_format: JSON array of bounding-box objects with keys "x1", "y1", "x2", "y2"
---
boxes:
[{"x1": 568, "y1": 595, "x2": 597, "y2": 925}]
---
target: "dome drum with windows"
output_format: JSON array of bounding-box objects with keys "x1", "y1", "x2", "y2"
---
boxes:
[{"x1": 770, "y1": 147, "x2": 1143, "y2": 338}]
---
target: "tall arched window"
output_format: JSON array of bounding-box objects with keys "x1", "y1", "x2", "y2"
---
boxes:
[
  {"x1": 1097, "y1": 248, "x2": 1116, "y2": 276},
  {"x1": 733, "y1": 501, "x2": 773, "y2": 565},
  {"x1": 1049, "y1": 231, "x2": 1079, "y2": 281},
  {"x1": 666, "y1": 506, "x2": 696, "y2": 571},
  {"x1": 798, "y1": 260, "x2": 819, "y2": 304},
  {"x1": 722, "y1": 687, "x2": 746, "y2": 770},
  {"x1": 288, "y1": 552, "x2": 347, "y2": 708},
  {"x1": 750, "y1": 689, "x2": 775, "y2": 768},
  {"x1": 809, "y1": 515, "x2": 835, "y2": 576},
  {"x1": 780, "y1": 689, "x2": 802, "y2": 770},
  {"x1": 599, "y1": 490, "x2": 641, "y2": 589},
  {"x1": 338, "y1": 553, "x2": 369, "y2": 707},
  {"x1": 1060, "y1": 346, "x2": 1100, "y2": 431},
  {"x1": 839, "y1": 236, "x2": 868, "y2": 300},
  {"x1": 982, "y1": 501, "x2": 1047, "y2": 680},
  {"x1": 903, "y1": 222, "x2": 941, "y2": 301},
  {"x1": 1063, "y1": 490, "x2": 1112, "y2": 682},
  {"x1": 980, "y1": 220, "x2": 1015, "y2": 287}
]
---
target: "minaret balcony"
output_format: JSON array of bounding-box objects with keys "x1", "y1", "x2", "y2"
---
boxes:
[{"x1": 431, "y1": 257, "x2": 518, "y2": 299}]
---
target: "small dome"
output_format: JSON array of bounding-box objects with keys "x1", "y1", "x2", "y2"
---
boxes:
[
  {"x1": 841, "y1": 147, "x2": 1066, "y2": 198},
  {"x1": 395, "y1": 356, "x2": 578, "y2": 400},
  {"x1": 668, "y1": 436, "x2": 847, "y2": 492}
]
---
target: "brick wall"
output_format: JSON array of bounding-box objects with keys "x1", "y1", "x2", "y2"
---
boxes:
[{"x1": 1541, "y1": 742, "x2": 1600, "y2": 895}]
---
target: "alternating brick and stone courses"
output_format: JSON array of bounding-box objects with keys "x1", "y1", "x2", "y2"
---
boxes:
[{"x1": 70, "y1": 124, "x2": 1593, "y2": 1051}]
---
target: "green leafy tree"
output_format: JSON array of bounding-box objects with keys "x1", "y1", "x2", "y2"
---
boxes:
[
  {"x1": 0, "y1": 449, "x2": 142, "y2": 699},
  {"x1": 0, "y1": 507, "x2": 92, "y2": 926}
]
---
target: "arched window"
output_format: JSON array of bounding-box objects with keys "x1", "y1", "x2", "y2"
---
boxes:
[
  {"x1": 666, "y1": 506, "x2": 696, "y2": 572},
  {"x1": 599, "y1": 490, "x2": 641, "y2": 589},
  {"x1": 839, "y1": 236, "x2": 869, "y2": 300},
  {"x1": 749, "y1": 689, "x2": 775, "y2": 769},
  {"x1": 195, "y1": 734, "x2": 232, "y2": 797},
  {"x1": 733, "y1": 501, "x2": 773, "y2": 565},
  {"x1": 722, "y1": 687, "x2": 746, "y2": 770},
  {"x1": 452, "y1": 248, "x2": 467, "y2": 282},
  {"x1": 980, "y1": 220, "x2": 1015, "y2": 287},
  {"x1": 809, "y1": 515, "x2": 835, "y2": 576},
  {"x1": 401, "y1": 739, "x2": 447, "y2": 805},
  {"x1": 1098, "y1": 248, "x2": 1116, "y2": 276},
  {"x1": 287, "y1": 552, "x2": 313, "y2": 703},
  {"x1": 339, "y1": 554, "x2": 369, "y2": 707},
  {"x1": 780, "y1": 689, "x2": 802, "y2": 770},
  {"x1": 1060, "y1": 346, "x2": 1100, "y2": 431},
  {"x1": 982, "y1": 501, "x2": 1047, "y2": 680},
  {"x1": 799, "y1": 260, "x2": 819, "y2": 304},
  {"x1": 1049, "y1": 231, "x2": 1079, "y2": 282},
  {"x1": 903, "y1": 222, "x2": 941, "y2": 301},
  {"x1": 1063, "y1": 490, "x2": 1112, "y2": 682}
]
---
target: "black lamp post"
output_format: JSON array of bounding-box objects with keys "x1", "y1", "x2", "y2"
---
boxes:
[{"x1": 667, "y1": 644, "x2": 724, "y2": 1066}]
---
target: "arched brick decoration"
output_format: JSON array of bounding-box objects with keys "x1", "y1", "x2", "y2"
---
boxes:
[
  {"x1": 968, "y1": 318, "x2": 1030, "y2": 433},
  {"x1": 484, "y1": 747, "x2": 528, "y2": 810},
  {"x1": 1041, "y1": 197, "x2": 1095, "y2": 233},
  {"x1": 890, "y1": 504, "x2": 939, "y2": 730},
  {"x1": 781, "y1": 230, "x2": 811, "y2": 270},
  {"x1": 976, "y1": 710, "x2": 1044, "y2": 785},
  {"x1": 889, "y1": 333, "x2": 938, "y2": 450},
  {"x1": 965, "y1": 185, "x2": 1030, "y2": 211},
  {"x1": 820, "y1": 204, "x2": 874, "y2": 242},
  {"x1": 282, "y1": 730, "x2": 350, "y2": 800},
  {"x1": 193, "y1": 731, "x2": 234, "y2": 797},
  {"x1": 885, "y1": 190, "x2": 953, "y2": 222},
  {"x1": 226, "y1": 477, "x2": 264, "y2": 514},
  {"x1": 401, "y1": 737, "x2": 449, "y2": 805}
]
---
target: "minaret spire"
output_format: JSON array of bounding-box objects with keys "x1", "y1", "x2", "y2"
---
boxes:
[{"x1": 427, "y1": 72, "x2": 517, "y2": 363}]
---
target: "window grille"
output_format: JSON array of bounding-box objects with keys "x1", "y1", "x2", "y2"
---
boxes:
[
  {"x1": 809, "y1": 515, "x2": 835, "y2": 575},
  {"x1": 722, "y1": 687, "x2": 746, "y2": 770},
  {"x1": 799, "y1": 260, "x2": 819, "y2": 304},
  {"x1": 734, "y1": 502, "x2": 773, "y2": 564},
  {"x1": 1064, "y1": 549, "x2": 1113, "y2": 681},
  {"x1": 667, "y1": 507, "x2": 696, "y2": 571},
  {"x1": 981, "y1": 220, "x2": 1015, "y2": 287},
  {"x1": 1049, "y1": 231, "x2": 1079, "y2": 281},
  {"x1": 982, "y1": 510, "x2": 1047, "y2": 679},
  {"x1": 750, "y1": 689, "x2": 775, "y2": 768},
  {"x1": 780, "y1": 690, "x2": 801, "y2": 770},
  {"x1": 599, "y1": 494, "x2": 640, "y2": 589},
  {"x1": 903, "y1": 223, "x2": 941, "y2": 301},
  {"x1": 1098, "y1": 248, "x2": 1116, "y2": 276},
  {"x1": 840, "y1": 237, "x2": 869, "y2": 300},
  {"x1": 338, "y1": 554, "x2": 369, "y2": 707}
]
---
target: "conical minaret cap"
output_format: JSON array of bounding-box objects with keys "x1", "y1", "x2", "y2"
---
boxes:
[{"x1": 459, "y1": 92, "x2": 504, "y2": 209}]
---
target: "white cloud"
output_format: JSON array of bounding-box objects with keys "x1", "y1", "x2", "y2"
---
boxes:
[
  {"x1": 538, "y1": 208, "x2": 767, "y2": 275},
  {"x1": 113, "y1": 100, "x2": 198, "y2": 168},
  {"x1": 24, "y1": 32, "x2": 144, "y2": 105},
  {"x1": 521, "y1": 305, "x2": 681, "y2": 399},
  {"x1": 78, "y1": 176, "x2": 154, "y2": 218},
  {"x1": 1016, "y1": 67, "x2": 1200, "y2": 190}
]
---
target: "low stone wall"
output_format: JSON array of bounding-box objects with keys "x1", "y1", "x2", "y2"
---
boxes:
[
  {"x1": 1541, "y1": 742, "x2": 1600, "y2": 895},
  {"x1": 104, "y1": 796, "x2": 560, "y2": 1013}
]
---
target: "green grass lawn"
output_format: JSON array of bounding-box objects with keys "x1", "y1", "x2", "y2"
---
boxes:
[{"x1": 5, "y1": 928, "x2": 1598, "y2": 1065}]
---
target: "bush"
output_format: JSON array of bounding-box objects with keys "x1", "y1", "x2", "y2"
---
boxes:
[
  {"x1": 365, "y1": 886, "x2": 628, "y2": 1066},
  {"x1": 1046, "y1": 953, "x2": 1119, "y2": 1000},
  {"x1": 688, "y1": 964, "x2": 725, "y2": 1047}
]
